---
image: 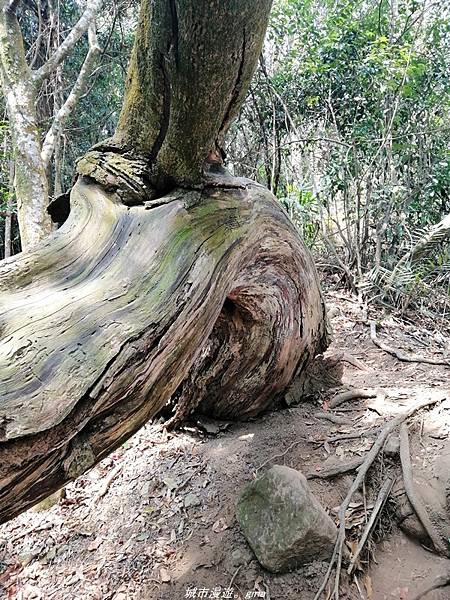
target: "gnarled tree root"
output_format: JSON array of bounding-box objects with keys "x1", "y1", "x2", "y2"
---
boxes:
[
  {"x1": 399, "y1": 423, "x2": 449, "y2": 556},
  {"x1": 0, "y1": 177, "x2": 327, "y2": 523},
  {"x1": 411, "y1": 570, "x2": 450, "y2": 600},
  {"x1": 313, "y1": 396, "x2": 443, "y2": 600}
]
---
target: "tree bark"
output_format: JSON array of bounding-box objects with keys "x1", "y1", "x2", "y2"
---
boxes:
[
  {"x1": 0, "y1": 0, "x2": 101, "y2": 249},
  {"x1": 0, "y1": 0, "x2": 328, "y2": 523},
  {"x1": 0, "y1": 174, "x2": 327, "y2": 523},
  {"x1": 79, "y1": 0, "x2": 272, "y2": 192},
  {"x1": 0, "y1": 4, "x2": 52, "y2": 248}
]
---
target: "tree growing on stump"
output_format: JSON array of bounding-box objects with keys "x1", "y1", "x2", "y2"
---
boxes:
[{"x1": 0, "y1": 0, "x2": 328, "y2": 523}]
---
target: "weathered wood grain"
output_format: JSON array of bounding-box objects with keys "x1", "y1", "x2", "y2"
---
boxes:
[{"x1": 0, "y1": 177, "x2": 326, "y2": 523}]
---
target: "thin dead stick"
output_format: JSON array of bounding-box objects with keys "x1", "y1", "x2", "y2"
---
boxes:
[
  {"x1": 327, "y1": 352, "x2": 373, "y2": 372},
  {"x1": 347, "y1": 476, "x2": 395, "y2": 574},
  {"x1": 370, "y1": 322, "x2": 450, "y2": 367},
  {"x1": 177, "y1": 465, "x2": 206, "y2": 492},
  {"x1": 307, "y1": 456, "x2": 366, "y2": 480},
  {"x1": 324, "y1": 427, "x2": 380, "y2": 444},
  {"x1": 10, "y1": 522, "x2": 53, "y2": 543},
  {"x1": 313, "y1": 396, "x2": 443, "y2": 600},
  {"x1": 399, "y1": 423, "x2": 448, "y2": 556},
  {"x1": 353, "y1": 574, "x2": 367, "y2": 600},
  {"x1": 410, "y1": 570, "x2": 450, "y2": 600},
  {"x1": 314, "y1": 412, "x2": 352, "y2": 425},
  {"x1": 256, "y1": 438, "x2": 308, "y2": 472},
  {"x1": 229, "y1": 565, "x2": 242, "y2": 589},
  {"x1": 95, "y1": 464, "x2": 121, "y2": 501},
  {"x1": 329, "y1": 389, "x2": 378, "y2": 409}
]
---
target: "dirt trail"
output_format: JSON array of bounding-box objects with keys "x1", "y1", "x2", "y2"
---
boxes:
[{"x1": 1, "y1": 290, "x2": 449, "y2": 600}]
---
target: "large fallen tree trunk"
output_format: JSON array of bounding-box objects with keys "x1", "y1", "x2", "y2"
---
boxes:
[{"x1": 0, "y1": 0, "x2": 327, "y2": 523}]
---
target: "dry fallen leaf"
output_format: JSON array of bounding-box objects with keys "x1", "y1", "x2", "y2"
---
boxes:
[
  {"x1": 88, "y1": 536, "x2": 103, "y2": 551},
  {"x1": 212, "y1": 518, "x2": 228, "y2": 533},
  {"x1": 160, "y1": 567, "x2": 171, "y2": 583},
  {"x1": 363, "y1": 574, "x2": 373, "y2": 599}
]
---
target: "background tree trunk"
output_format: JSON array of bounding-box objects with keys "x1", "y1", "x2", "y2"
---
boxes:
[
  {"x1": 0, "y1": 5, "x2": 52, "y2": 248},
  {"x1": 0, "y1": 0, "x2": 101, "y2": 249},
  {"x1": 0, "y1": 0, "x2": 327, "y2": 523},
  {"x1": 4, "y1": 160, "x2": 14, "y2": 259}
]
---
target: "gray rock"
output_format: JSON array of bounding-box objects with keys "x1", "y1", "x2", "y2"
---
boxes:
[
  {"x1": 236, "y1": 465, "x2": 337, "y2": 573},
  {"x1": 184, "y1": 493, "x2": 201, "y2": 508},
  {"x1": 383, "y1": 435, "x2": 400, "y2": 457}
]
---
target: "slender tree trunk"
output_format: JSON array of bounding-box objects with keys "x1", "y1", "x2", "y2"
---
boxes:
[
  {"x1": 79, "y1": 0, "x2": 273, "y2": 192},
  {"x1": 8, "y1": 83, "x2": 52, "y2": 248},
  {"x1": 0, "y1": 0, "x2": 100, "y2": 249},
  {"x1": 0, "y1": 7, "x2": 52, "y2": 248},
  {"x1": 4, "y1": 159, "x2": 13, "y2": 259},
  {"x1": 0, "y1": 0, "x2": 327, "y2": 523}
]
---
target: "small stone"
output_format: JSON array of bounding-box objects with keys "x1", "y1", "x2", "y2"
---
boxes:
[
  {"x1": 383, "y1": 435, "x2": 400, "y2": 457},
  {"x1": 236, "y1": 465, "x2": 337, "y2": 573},
  {"x1": 184, "y1": 493, "x2": 201, "y2": 508},
  {"x1": 225, "y1": 547, "x2": 253, "y2": 571}
]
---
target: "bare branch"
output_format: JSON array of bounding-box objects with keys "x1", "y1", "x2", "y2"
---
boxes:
[
  {"x1": 42, "y1": 24, "x2": 101, "y2": 168},
  {"x1": 34, "y1": 0, "x2": 101, "y2": 83}
]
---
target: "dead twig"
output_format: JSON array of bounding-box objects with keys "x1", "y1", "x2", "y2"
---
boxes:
[
  {"x1": 324, "y1": 428, "x2": 380, "y2": 444},
  {"x1": 314, "y1": 412, "x2": 352, "y2": 425},
  {"x1": 177, "y1": 465, "x2": 206, "y2": 492},
  {"x1": 10, "y1": 522, "x2": 53, "y2": 543},
  {"x1": 329, "y1": 389, "x2": 378, "y2": 409},
  {"x1": 370, "y1": 321, "x2": 450, "y2": 367},
  {"x1": 410, "y1": 570, "x2": 450, "y2": 600},
  {"x1": 307, "y1": 456, "x2": 366, "y2": 480},
  {"x1": 347, "y1": 476, "x2": 395, "y2": 574},
  {"x1": 256, "y1": 438, "x2": 308, "y2": 473},
  {"x1": 313, "y1": 396, "x2": 443, "y2": 600},
  {"x1": 327, "y1": 352, "x2": 373, "y2": 372},
  {"x1": 95, "y1": 464, "x2": 122, "y2": 501},
  {"x1": 228, "y1": 565, "x2": 242, "y2": 588},
  {"x1": 399, "y1": 423, "x2": 448, "y2": 556}
]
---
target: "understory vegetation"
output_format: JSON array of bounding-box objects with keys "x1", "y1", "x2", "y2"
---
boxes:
[{"x1": 228, "y1": 0, "x2": 450, "y2": 319}]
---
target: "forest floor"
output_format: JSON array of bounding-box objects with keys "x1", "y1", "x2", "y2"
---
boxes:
[{"x1": 1, "y1": 286, "x2": 450, "y2": 600}]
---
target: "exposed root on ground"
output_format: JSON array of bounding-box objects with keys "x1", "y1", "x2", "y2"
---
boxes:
[
  {"x1": 410, "y1": 570, "x2": 450, "y2": 600},
  {"x1": 313, "y1": 396, "x2": 443, "y2": 600},
  {"x1": 399, "y1": 423, "x2": 449, "y2": 556},
  {"x1": 307, "y1": 457, "x2": 366, "y2": 480},
  {"x1": 370, "y1": 321, "x2": 450, "y2": 367},
  {"x1": 328, "y1": 388, "x2": 378, "y2": 409}
]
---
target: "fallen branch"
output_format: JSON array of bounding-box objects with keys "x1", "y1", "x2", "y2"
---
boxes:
[
  {"x1": 328, "y1": 389, "x2": 378, "y2": 409},
  {"x1": 313, "y1": 395, "x2": 443, "y2": 600},
  {"x1": 399, "y1": 423, "x2": 449, "y2": 556},
  {"x1": 370, "y1": 322, "x2": 450, "y2": 367},
  {"x1": 327, "y1": 352, "x2": 373, "y2": 372},
  {"x1": 347, "y1": 476, "x2": 395, "y2": 574},
  {"x1": 307, "y1": 456, "x2": 366, "y2": 480},
  {"x1": 410, "y1": 570, "x2": 450, "y2": 600}
]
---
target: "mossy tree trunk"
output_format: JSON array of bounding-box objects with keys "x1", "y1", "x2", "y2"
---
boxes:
[{"x1": 0, "y1": 0, "x2": 328, "y2": 524}]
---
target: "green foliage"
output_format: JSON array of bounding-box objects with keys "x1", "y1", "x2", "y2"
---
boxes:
[{"x1": 228, "y1": 0, "x2": 450, "y2": 314}]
